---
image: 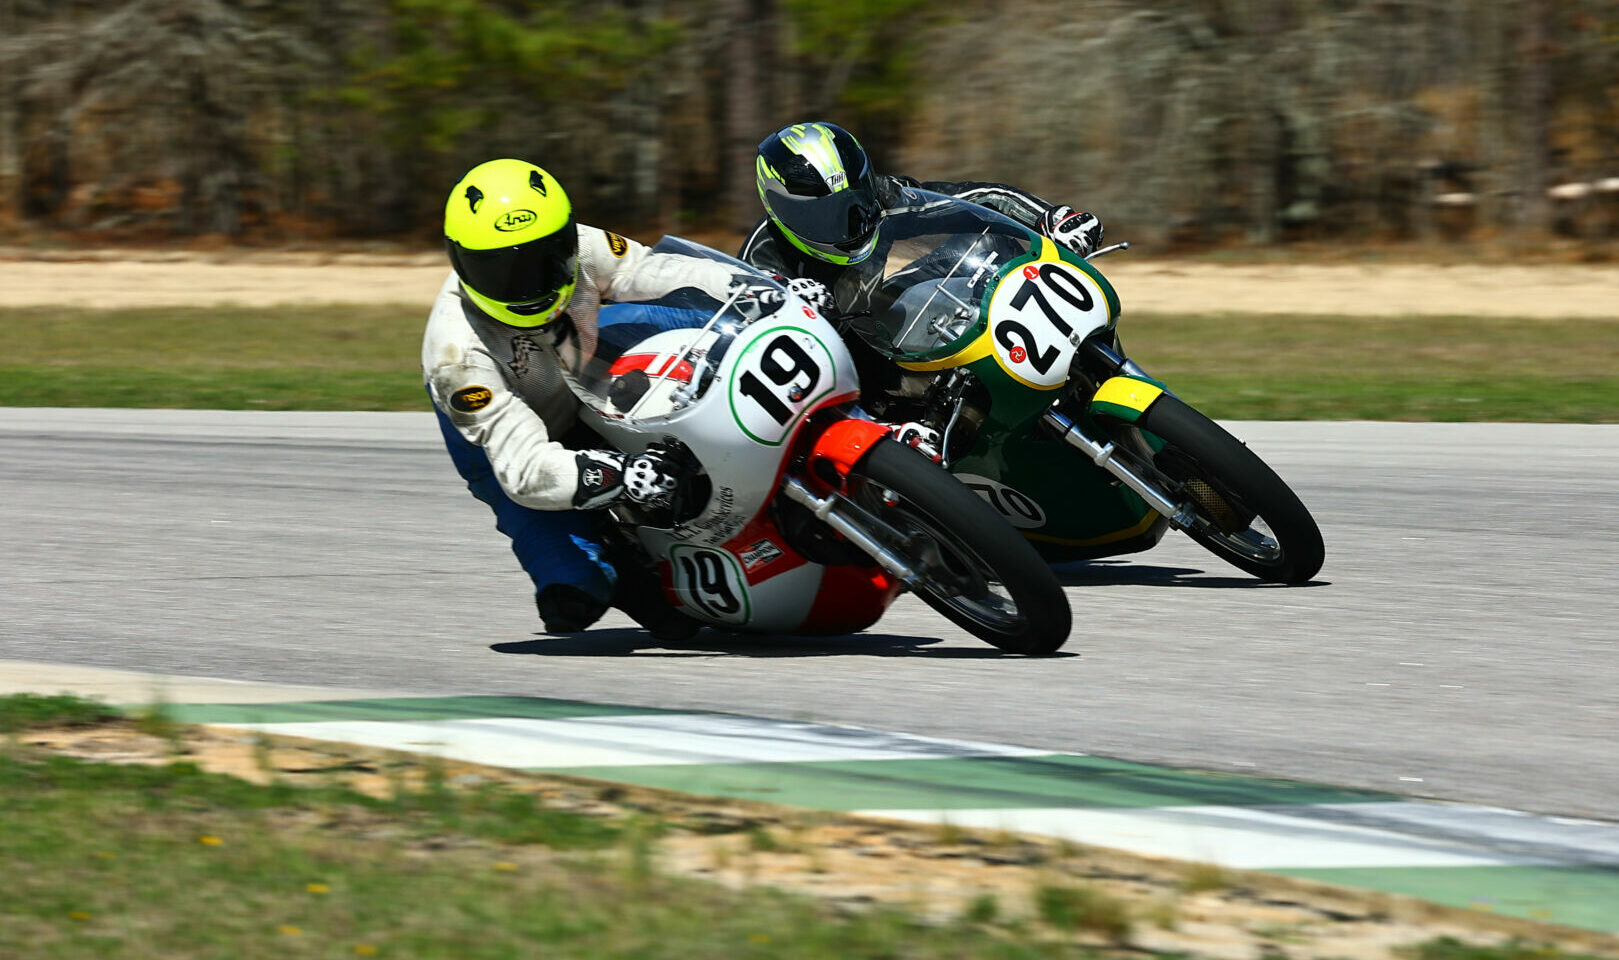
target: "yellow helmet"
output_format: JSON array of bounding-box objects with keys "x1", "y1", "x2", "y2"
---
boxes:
[{"x1": 444, "y1": 159, "x2": 578, "y2": 327}]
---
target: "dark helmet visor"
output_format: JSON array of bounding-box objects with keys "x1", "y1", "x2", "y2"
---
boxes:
[
  {"x1": 447, "y1": 220, "x2": 577, "y2": 305},
  {"x1": 764, "y1": 181, "x2": 880, "y2": 246}
]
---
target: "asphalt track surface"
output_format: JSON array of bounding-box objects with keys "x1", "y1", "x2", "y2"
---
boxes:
[{"x1": 3, "y1": 410, "x2": 1615, "y2": 822}]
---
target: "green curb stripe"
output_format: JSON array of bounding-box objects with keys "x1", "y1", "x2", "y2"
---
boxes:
[
  {"x1": 534, "y1": 754, "x2": 1400, "y2": 812},
  {"x1": 161, "y1": 693, "x2": 1618, "y2": 935},
  {"x1": 1276, "y1": 865, "x2": 1619, "y2": 934},
  {"x1": 161, "y1": 696, "x2": 682, "y2": 725}
]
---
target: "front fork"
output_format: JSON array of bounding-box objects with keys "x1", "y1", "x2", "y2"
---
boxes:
[
  {"x1": 777, "y1": 415, "x2": 926, "y2": 589},
  {"x1": 780, "y1": 478, "x2": 924, "y2": 589},
  {"x1": 1041, "y1": 407, "x2": 1197, "y2": 530},
  {"x1": 1048, "y1": 339, "x2": 1198, "y2": 530}
]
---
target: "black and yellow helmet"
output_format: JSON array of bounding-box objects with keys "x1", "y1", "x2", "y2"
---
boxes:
[
  {"x1": 756, "y1": 122, "x2": 882, "y2": 265},
  {"x1": 444, "y1": 159, "x2": 578, "y2": 327}
]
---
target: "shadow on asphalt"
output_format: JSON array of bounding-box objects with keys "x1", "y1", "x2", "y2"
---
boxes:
[
  {"x1": 1051, "y1": 559, "x2": 1331, "y2": 589},
  {"x1": 491, "y1": 631, "x2": 1079, "y2": 660}
]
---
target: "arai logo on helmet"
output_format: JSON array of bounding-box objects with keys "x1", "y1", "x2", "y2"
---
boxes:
[{"x1": 494, "y1": 209, "x2": 537, "y2": 232}]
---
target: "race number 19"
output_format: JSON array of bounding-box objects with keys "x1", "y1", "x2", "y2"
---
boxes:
[
  {"x1": 730, "y1": 328, "x2": 836, "y2": 444},
  {"x1": 670, "y1": 546, "x2": 750, "y2": 624}
]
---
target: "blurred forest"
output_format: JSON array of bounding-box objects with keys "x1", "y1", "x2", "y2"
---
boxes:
[{"x1": 1, "y1": 0, "x2": 1616, "y2": 251}]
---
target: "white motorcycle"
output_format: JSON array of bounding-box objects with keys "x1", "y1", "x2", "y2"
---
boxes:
[{"x1": 555, "y1": 237, "x2": 1071, "y2": 654}]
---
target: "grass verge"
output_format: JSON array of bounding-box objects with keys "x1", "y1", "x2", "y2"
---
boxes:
[
  {"x1": 0, "y1": 305, "x2": 1614, "y2": 421},
  {"x1": 0, "y1": 693, "x2": 122, "y2": 733},
  {"x1": 2, "y1": 749, "x2": 1124, "y2": 960},
  {"x1": 5, "y1": 695, "x2": 1617, "y2": 959},
  {"x1": 0, "y1": 696, "x2": 1095, "y2": 960}
]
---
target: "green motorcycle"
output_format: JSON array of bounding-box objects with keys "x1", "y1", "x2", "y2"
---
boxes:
[{"x1": 827, "y1": 191, "x2": 1324, "y2": 583}]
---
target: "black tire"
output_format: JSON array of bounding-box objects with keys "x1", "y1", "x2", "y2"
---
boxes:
[
  {"x1": 846, "y1": 438, "x2": 1071, "y2": 654},
  {"x1": 1134, "y1": 395, "x2": 1324, "y2": 583}
]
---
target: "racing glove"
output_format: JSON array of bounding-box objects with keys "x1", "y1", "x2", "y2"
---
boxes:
[
  {"x1": 573, "y1": 447, "x2": 683, "y2": 510},
  {"x1": 1039, "y1": 205, "x2": 1105, "y2": 258},
  {"x1": 885, "y1": 421, "x2": 943, "y2": 462},
  {"x1": 786, "y1": 277, "x2": 835, "y2": 316}
]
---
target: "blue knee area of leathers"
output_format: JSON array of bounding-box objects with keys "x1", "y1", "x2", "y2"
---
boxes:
[{"x1": 430, "y1": 395, "x2": 615, "y2": 604}]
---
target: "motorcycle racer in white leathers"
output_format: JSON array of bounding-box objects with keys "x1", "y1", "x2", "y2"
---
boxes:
[{"x1": 424, "y1": 158, "x2": 758, "y2": 638}]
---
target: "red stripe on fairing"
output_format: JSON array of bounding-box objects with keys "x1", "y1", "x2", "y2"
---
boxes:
[{"x1": 609, "y1": 352, "x2": 695, "y2": 381}]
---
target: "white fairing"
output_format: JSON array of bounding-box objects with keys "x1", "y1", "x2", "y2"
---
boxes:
[{"x1": 557, "y1": 237, "x2": 863, "y2": 630}]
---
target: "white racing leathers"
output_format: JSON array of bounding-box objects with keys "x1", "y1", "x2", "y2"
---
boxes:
[{"x1": 422, "y1": 225, "x2": 735, "y2": 510}]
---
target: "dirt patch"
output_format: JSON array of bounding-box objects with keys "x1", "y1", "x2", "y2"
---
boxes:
[
  {"x1": 15, "y1": 720, "x2": 1618, "y2": 960},
  {"x1": 1, "y1": 248, "x2": 1616, "y2": 318}
]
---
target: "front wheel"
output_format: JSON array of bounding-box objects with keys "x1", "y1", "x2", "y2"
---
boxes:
[
  {"x1": 1134, "y1": 395, "x2": 1324, "y2": 583},
  {"x1": 845, "y1": 439, "x2": 1071, "y2": 654}
]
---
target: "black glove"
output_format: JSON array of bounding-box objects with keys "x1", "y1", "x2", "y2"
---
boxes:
[
  {"x1": 573, "y1": 447, "x2": 682, "y2": 509},
  {"x1": 1039, "y1": 205, "x2": 1104, "y2": 257},
  {"x1": 728, "y1": 278, "x2": 785, "y2": 322}
]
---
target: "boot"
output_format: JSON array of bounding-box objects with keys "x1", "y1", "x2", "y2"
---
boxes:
[{"x1": 535, "y1": 584, "x2": 608, "y2": 633}]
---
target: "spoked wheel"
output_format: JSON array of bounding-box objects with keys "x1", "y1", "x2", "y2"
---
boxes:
[
  {"x1": 845, "y1": 438, "x2": 1071, "y2": 654},
  {"x1": 1132, "y1": 395, "x2": 1324, "y2": 583}
]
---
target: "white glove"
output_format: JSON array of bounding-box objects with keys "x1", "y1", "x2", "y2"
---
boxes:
[
  {"x1": 786, "y1": 277, "x2": 835, "y2": 316},
  {"x1": 1039, "y1": 205, "x2": 1104, "y2": 257},
  {"x1": 573, "y1": 448, "x2": 682, "y2": 509}
]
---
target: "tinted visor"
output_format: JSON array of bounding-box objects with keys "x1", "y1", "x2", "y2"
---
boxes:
[
  {"x1": 765, "y1": 183, "x2": 880, "y2": 247},
  {"x1": 447, "y1": 220, "x2": 577, "y2": 305}
]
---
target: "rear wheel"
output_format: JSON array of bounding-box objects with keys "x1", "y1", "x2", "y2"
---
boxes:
[
  {"x1": 845, "y1": 439, "x2": 1071, "y2": 654},
  {"x1": 1132, "y1": 395, "x2": 1324, "y2": 583}
]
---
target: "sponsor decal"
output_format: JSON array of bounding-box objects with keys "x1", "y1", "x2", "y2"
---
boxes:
[
  {"x1": 1022, "y1": 265, "x2": 1039, "y2": 280},
  {"x1": 740, "y1": 538, "x2": 784, "y2": 571},
  {"x1": 494, "y1": 209, "x2": 537, "y2": 232},
  {"x1": 604, "y1": 232, "x2": 629, "y2": 257},
  {"x1": 464, "y1": 185, "x2": 484, "y2": 214},
  {"x1": 529, "y1": 169, "x2": 547, "y2": 195},
  {"x1": 802, "y1": 305, "x2": 816, "y2": 319},
  {"x1": 674, "y1": 486, "x2": 739, "y2": 545},
  {"x1": 967, "y1": 252, "x2": 1000, "y2": 290},
  {"x1": 449, "y1": 385, "x2": 493, "y2": 412}
]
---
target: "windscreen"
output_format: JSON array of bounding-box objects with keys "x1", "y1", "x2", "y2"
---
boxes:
[
  {"x1": 558, "y1": 237, "x2": 783, "y2": 424},
  {"x1": 836, "y1": 192, "x2": 1038, "y2": 358}
]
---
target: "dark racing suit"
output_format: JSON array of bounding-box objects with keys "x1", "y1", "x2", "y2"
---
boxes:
[
  {"x1": 737, "y1": 176, "x2": 1067, "y2": 286},
  {"x1": 738, "y1": 176, "x2": 1076, "y2": 429}
]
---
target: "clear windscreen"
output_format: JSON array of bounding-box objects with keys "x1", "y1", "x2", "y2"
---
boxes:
[
  {"x1": 558, "y1": 237, "x2": 780, "y2": 423},
  {"x1": 838, "y1": 192, "x2": 1038, "y2": 358}
]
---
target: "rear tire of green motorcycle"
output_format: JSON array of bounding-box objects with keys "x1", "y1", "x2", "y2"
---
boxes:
[
  {"x1": 1135, "y1": 395, "x2": 1325, "y2": 583},
  {"x1": 848, "y1": 439, "x2": 1072, "y2": 655}
]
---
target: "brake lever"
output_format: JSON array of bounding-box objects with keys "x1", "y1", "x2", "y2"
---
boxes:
[{"x1": 1084, "y1": 241, "x2": 1131, "y2": 261}]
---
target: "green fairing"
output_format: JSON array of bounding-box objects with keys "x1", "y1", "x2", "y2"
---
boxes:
[
  {"x1": 843, "y1": 192, "x2": 1165, "y2": 562},
  {"x1": 953, "y1": 355, "x2": 1168, "y2": 560}
]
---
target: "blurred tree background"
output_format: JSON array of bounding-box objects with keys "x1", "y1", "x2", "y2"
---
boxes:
[{"x1": 0, "y1": 0, "x2": 1615, "y2": 249}]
